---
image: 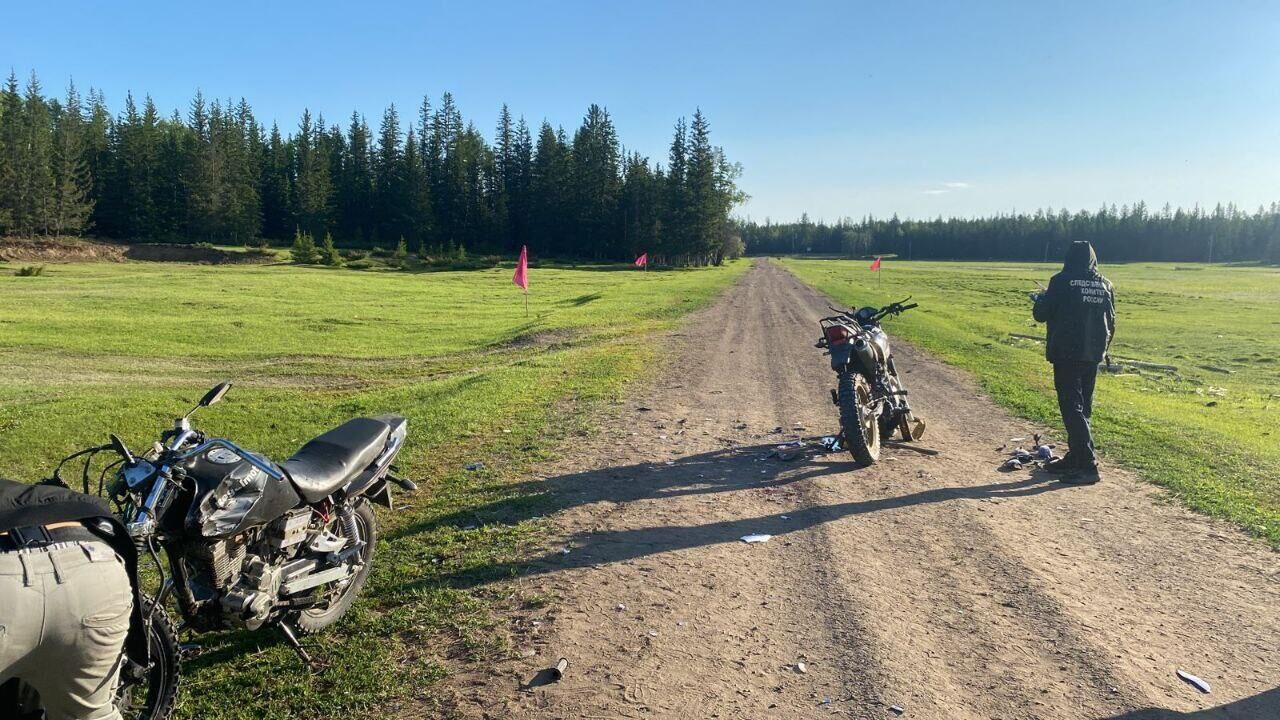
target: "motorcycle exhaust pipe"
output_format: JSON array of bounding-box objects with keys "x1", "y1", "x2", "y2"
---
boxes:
[{"x1": 851, "y1": 338, "x2": 879, "y2": 375}]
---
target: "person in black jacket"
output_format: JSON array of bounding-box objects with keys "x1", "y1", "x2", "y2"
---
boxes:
[
  {"x1": 0, "y1": 478, "x2": 145, "y2": 720},
  {"x1": 1032, "y1": 241, "x2": 1116, "y2": 484}
]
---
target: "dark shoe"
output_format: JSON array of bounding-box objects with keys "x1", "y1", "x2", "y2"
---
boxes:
[
  {"x1": 1059, "y1": 465, "x2": 1100, "y2": 485},
  {"x1": 1045, "y1": 454, "x2": 1078, "y2": 474}
]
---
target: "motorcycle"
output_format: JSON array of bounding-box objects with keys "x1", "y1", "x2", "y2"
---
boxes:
[
  {"x1": 22, "y1": 382, "x2": 416, "y2": 718},
  {"x1": 815, "y1": 298, "x2": 927, "y2": 465}
]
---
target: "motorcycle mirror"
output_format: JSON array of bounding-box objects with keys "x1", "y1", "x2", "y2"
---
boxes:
[
  {"x1": 198, "y1": 382, "x2": 232, "y2": 408},
  {"x1": 109, "y1": 433, "x2": 135, "y2": 464}
]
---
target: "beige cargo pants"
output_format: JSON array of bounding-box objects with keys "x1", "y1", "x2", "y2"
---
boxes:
[{"x1": 0, "y1": 540, "x2": 132, "y2": 720}]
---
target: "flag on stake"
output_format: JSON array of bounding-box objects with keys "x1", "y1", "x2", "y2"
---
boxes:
[
  {"x1": 513, "y1": 245, "x2": 529, "y2": 290},
  {"x1": 513, "y1": 245, "x2": 529, "y2": 315},
  {"x1": 635, "y1": 252, "x2": 648, "y2": 270},
  {"x1": 869, "y1": 256, "x2": 882, "y2": 271}
]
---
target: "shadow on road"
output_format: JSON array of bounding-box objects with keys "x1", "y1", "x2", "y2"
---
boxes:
[
  {"x1": 389, "y1": 441, "x2": 1070, "y2": 591},
  {"x1": 1104, "y1": 686, "x2": 1280, "y2": 719}
]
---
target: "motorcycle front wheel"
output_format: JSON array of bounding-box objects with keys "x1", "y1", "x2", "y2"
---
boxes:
[
  {"x1": 118, "y1": 595, "x2": 181, "y2": 720},
  {"x1": 838, "y1": 371, "x2": 880, "y2": 466},
  {"x1": 293, "y1": 500, "x2": 377, "y2": 634}
]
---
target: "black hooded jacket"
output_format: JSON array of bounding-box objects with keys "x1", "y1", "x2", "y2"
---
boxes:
[{"x1": 1033, "y1": 241, "x2": 1115, "y2": 364}]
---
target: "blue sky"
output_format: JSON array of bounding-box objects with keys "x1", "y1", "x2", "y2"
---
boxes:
[{"x1": 4, "y1": 0, "x2": 1277, "y2": 222}]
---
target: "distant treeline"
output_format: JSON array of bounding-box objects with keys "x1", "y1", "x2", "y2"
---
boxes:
[
  {"x1": 742, "y1": 204, "x2": 1280, "y2": 264},
  {"x1": 0, "y1": 72, "x2": 745, "y2": 265}
]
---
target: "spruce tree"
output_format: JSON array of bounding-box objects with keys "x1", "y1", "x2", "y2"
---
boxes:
[
  {"x1": 402, "y1": 126, "x2": 432, "y2": 245},
  {"x1": 393, "y1": 235, "x2": 408, "y2": 267},
  {"x1": 51, "y1": 80, "x2": 95, "y2": 235},
  {"x1": 18, "y1": 72, "x2": 56, "y2": 234},
  {"x1": 83, "y1": 88, "x2": 111, "y2": 232},
  {"x1": 290, "y1": 227, "x2": 317, "y2": 263},
  {"x1": 260, "y1": 123, "x2": 292, "y2": 241},
  {"x1": 569, "y1": 104, "x2": 621, "y2": 258},
  {"x1": 294, "y1": 109, "x2": 331, "y2": 238},
  {"x1": 685, "y1": 109, "x2": 718, "y2": 263},
  {"x1": 339, "y1": 111, "x2": 373, "y2": 244},
  {"x1": 320, "y1": 231, "x2": 341, "y2": 265},
  {"x1": 664, "y1": 117, "x2": 689, "y2": 261},
  {"x1": 374, "y1": 104, "x2": 405, "y2": 244},
  {"x1": 0, "y1": 72, "x2": 23, "y2": 233}
]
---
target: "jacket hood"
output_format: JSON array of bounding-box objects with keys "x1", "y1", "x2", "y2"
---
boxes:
[{"x1": 1064, "y1": 241, "x2": 1098, "y2": 274}]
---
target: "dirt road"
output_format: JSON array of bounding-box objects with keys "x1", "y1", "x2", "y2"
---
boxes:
[{"x1": 454, "y1": 260, "x2": 1280, "y2": 719}]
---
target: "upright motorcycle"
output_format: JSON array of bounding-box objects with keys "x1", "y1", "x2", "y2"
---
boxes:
[
  {"x1": 38, "y1": 382, "x2": 415, "y2": 718},
  {"x1": 815, "y1": 298, "x2": 927, "y2": 465}
]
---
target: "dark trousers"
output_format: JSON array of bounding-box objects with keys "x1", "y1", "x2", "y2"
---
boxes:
[{"x1": 1053, "y1": 361, "x2": 1098, "y2": 466}]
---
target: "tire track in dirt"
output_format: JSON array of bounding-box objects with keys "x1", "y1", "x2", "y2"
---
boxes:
[{"x1": 448, "y1": 259, "x2": 1280, "y2": 720}]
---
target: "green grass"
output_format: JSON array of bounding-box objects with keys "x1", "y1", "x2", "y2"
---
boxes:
[
  {"x1": 781, "y1": 258, "x2": 1280, "y2": 542},
  {"x1": 0, "y1": 258, "x2": 746, "y2": 719}
]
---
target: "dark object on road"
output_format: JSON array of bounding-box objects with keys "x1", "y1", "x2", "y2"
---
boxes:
[
  {"x1": 523, "y1": 657, "x2": 570, "y2": 690},
  {"x1": 815, "y1": 298, "x2": 926, "y2": 466}
]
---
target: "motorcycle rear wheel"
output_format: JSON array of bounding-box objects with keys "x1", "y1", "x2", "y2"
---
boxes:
[
  {"x1": 293, "y1": 500, "x2": 377, "y2": 634},
  {"x1": 838, "y1": 371, "x2": 880, "y2": 466}
]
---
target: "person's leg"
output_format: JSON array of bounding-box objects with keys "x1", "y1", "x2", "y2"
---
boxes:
[
  {"x1": 1053, "y1": 362, "x2": 1091, "y2": 466},
  {"x1": 1078, "y1": 362, "x2": 1099, "y2": 466},
  {"x1": 1081, "y1": 361, "x2": 1097, "y2": 420},
  {"x1": 29, "y1": 542, "x2": 131, "y2": 720}
]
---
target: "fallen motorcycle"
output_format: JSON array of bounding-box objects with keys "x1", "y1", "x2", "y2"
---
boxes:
[
  {"x1": 29, "y1": 382, "x2": 415, "y2": 718},
  {"x1": 815, "y1": 298, "x2": 926, "y2": 465}
]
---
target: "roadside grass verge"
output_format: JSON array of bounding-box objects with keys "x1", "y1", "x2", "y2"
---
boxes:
[
  {"x1": 0, "y1": 259, "x2": 746, "y2": 719},
  {"x1": 780, "y1": 258, "x2": 1280, "y2": 544}
]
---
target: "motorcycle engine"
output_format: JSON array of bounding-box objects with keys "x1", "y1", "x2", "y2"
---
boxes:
[{"x1": 185, "y1": 508, "x2": 315, "y2": 630}]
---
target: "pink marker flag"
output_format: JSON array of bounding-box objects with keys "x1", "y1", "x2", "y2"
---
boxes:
[
  {"x1": 869, "y1": 256, "x2": 882, "y2": 271},
  {"x1": 513, "y1": 245, "x2": 529, "y2": 292},
  {"x1": 635, "y1": 252, "x2": 648, "y2": 268}
]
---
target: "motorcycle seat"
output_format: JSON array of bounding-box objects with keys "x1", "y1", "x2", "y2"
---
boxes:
[{"x1": 284, "y1": 417, "x2": 391, "y2": 503}]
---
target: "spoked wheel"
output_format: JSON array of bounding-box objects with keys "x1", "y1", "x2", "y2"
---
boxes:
[
  {"x1": 117, "y1": 596, "x2": 181, "y2": 720},
  {"x1": 837, "y1": 371, "x2": 880, "y2": 466},
  {"x1": 292, "y1": 500, "x2": 377, "y2": 634}
]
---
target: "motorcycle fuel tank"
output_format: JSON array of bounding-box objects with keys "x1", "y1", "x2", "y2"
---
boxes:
[{"x1": 186, "y1": 448, "x2": 300, "y2": 538}]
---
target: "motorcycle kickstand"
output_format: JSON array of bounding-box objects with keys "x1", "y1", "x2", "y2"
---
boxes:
[{"x1": 278, "y1": 621, "x2": 316, "y2": 670}]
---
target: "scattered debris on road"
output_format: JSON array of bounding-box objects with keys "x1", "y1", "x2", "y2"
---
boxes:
[
  {"x1": 741, "y1": 533, "x2": 773, "y2": 544},
  {"x1": 1177, "y1": 670, "x2": 1211, "y2": 694}
]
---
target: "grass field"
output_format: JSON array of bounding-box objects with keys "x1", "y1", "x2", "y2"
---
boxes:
[
  {"x1": 781, "y1": 258, "x2": 1280, "y2": 543},
  {"x1": 0, "y1": 258, "x2": 746, "y2": 719}
]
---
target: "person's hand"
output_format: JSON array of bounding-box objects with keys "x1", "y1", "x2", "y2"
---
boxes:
[{"x1": 1029, "y1": 292, "x2": 1042, "y2": 302}]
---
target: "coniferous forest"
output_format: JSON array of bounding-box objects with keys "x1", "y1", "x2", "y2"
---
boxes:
[
  {"x1": 0, "y1": 72, "x2": 746, "y2": 265},
  {"x1": 741, "y1": 204, "x2": 1280, "y2": 264}
]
